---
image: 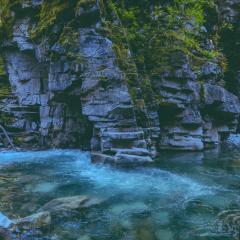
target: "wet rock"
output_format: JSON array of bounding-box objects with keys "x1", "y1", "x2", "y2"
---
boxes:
[
  {"x1": 203, "y1": 84, "x2": 240, "y2": 116},
  {"x1": 13, "y1": 211, "x2": 51, "y2": 230},
  {"x1": 38, "y1": 195, "x2": 102, "y2": 216},
  {"x1": 91, "y1": 152, "x2": 115, "y2": 164},
  {"x1": 22, "y1": 136, "x2": 36, "y2": 143},
  {"x1": 115, "y1": 154, "x2": 153, "y2": 165},
  {"x1": 0, "y1": 228, "x2": 14, "y2": 240},
  {"x1": 111, "y1": 148, "x2": 149, "y2": 156},
  {"x1": 109, "y1": 202, "x2": 149, "y2": 216},
  {"x1": 160, "y1": 126, "x2": 204, "y2": 151}
]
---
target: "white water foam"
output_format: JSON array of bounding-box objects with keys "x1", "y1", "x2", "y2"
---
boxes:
[{"x1": 0, "y1": 150, "x2": 217, "y2": 205}]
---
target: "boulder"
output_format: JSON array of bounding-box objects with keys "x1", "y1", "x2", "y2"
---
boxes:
[
  {"x1": 203, "y1": 84, "x2": 240, "y2": 116},
  {"x1": 115, "y1": 153, "x2": 153, "y2": 165}
]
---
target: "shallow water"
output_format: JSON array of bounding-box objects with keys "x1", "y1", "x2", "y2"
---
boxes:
[{"x1": 0, "y1": 146, "x2": 239, "y2": 240}]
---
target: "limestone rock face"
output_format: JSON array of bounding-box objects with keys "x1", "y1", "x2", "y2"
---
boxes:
[
  {"x1": 77, "y1": 28, "x2": 155, "y2": 163},
  {"x1": 1, "y1": 0, "x2": 240, "y2": 163}
]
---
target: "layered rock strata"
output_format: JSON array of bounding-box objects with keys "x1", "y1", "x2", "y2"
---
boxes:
[{"x1": 1, "y1": 0, "x2": 240, "y2": 164}]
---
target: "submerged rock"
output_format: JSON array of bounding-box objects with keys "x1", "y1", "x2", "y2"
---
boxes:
[
  {"x1": 38, "y1": 195, "x2": 102, "y2": 216},
  {"x1": 155, "y1": 229, "x2": 174, "y2": 240},
  {"x1": 0, "y1": 228, "x2": 14, "y2": 240},
  {"x1": 109, "y1": 202, "x2": 149, "y2": 216},
  {"x1": 13, "y1": 211, "x2": 51, "y2": 230},
  {"x1": 77, "y1": 235, "x2": 92, "y2": 240},
  {"x1": 27, "y1": 181, "x2": 58, "y2": 193}
]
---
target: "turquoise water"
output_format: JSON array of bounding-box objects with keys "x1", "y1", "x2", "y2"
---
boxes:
[{"x1": 0, "y1": 147, "x2": 239, "y2": 240}]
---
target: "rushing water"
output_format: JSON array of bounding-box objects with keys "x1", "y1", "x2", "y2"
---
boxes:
[{"x1": 0, "y1": 146, "x2": 239, "y2": 240}]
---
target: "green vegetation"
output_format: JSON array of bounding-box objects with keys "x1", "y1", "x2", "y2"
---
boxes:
[
  {"x1": 29, "y1": 0, "x2": 96, "y2": 61},
  {"x1": 0, "y1": 0, "x2": 16, "y2": 40},
  {"x1": 101, "y1": 0, "x2": 225, "y2": 74},
  {"x1": 0, "y1": 0, "x2": 98, "y2": 62},
  {"x1": 29, "y1": 0, "x2": 75, "y2": 40},
  {"x1": 98, "y1": 0, "x2": 229, "y2": 112},
  {"x1": 0, "y1": 56, "x2": 6, "y2": 77},
  {"x1": 0, "y1": 84, "x2": 10, "y2": 99},
  {"x1": 0, "y1": 0, "x2": 229, "y2": 105},
  {"x1": 30, "y1": 0, "x2": 96, "y2": 40},
  {"x1": 0, "y1": 56, "x2": 10, "y2": 99},
  {"x1": 0, "y1": 0, "x2": 226, "y2": 73}
]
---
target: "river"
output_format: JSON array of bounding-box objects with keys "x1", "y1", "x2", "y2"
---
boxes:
[{"x1": 0, "y1": 146, "x2": 239, "y2": 240}]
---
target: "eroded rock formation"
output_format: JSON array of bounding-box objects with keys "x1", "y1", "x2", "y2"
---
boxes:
[{"x1": 1, "y1": 0, "x2": 240, "y2": 164}]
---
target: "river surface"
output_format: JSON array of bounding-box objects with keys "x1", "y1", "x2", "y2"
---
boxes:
[{"x1": 0, "y1": 146, "x2": 239, "y2": 240}]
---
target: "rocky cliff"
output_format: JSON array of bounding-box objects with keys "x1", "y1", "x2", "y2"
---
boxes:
[{"x1": 1, "y1": 0, "x2": 240, "y2": 164}]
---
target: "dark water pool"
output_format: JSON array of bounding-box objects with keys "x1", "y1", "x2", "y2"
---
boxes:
[{"x1": 0, "y1": 146, "x2": 239, "y2": 240}]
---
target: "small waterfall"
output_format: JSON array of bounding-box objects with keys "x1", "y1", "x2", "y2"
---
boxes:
[{"x1": 0, "y1": 124, "x2": 16, "y2": 150}]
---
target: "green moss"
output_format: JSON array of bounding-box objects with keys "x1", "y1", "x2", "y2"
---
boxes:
[
  {"x1": 0, "y1": 85, "x2": 10, "y2": 98},
  {"x1": 101, "y1": 0, "x2": 225, "y2": 74},
  {"x1": 99, "y1": 0, "x2": 229, "y2": 113},
  {"x1": 0, "y1": 56, "x2": 6, "y2": 77},
  {"x1": 30, "y1": 0, "x2": 96, "y2": 40},
  {"x1": 0, "y1": 113, "x2": 14, "y2": 124},
  {"x1": 30, "y1": 0, "x2": 72, "y2": 40},
  {"x1": 0, "y1": 0, "x2": 228, "y2": 106},
  {"x1": 0, "y1": 0, "x2": 18, "y2": 40},
  {"x1": 76, "y1": 0, "x2": 96, "y2": 9},
  {"x1": 29, "y1": 0, "x2": 96, "y2": 63},
  {"x1": 0, "y1": 56, "x2": 10, "y2": 101},
  {"x1": 13, "y1": 136, "x2": 22, "y2": 145}
]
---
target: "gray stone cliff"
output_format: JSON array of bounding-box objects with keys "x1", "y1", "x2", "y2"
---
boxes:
[{"x1": 1, "y1": 0, "x2": 240, "y2": 164}]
